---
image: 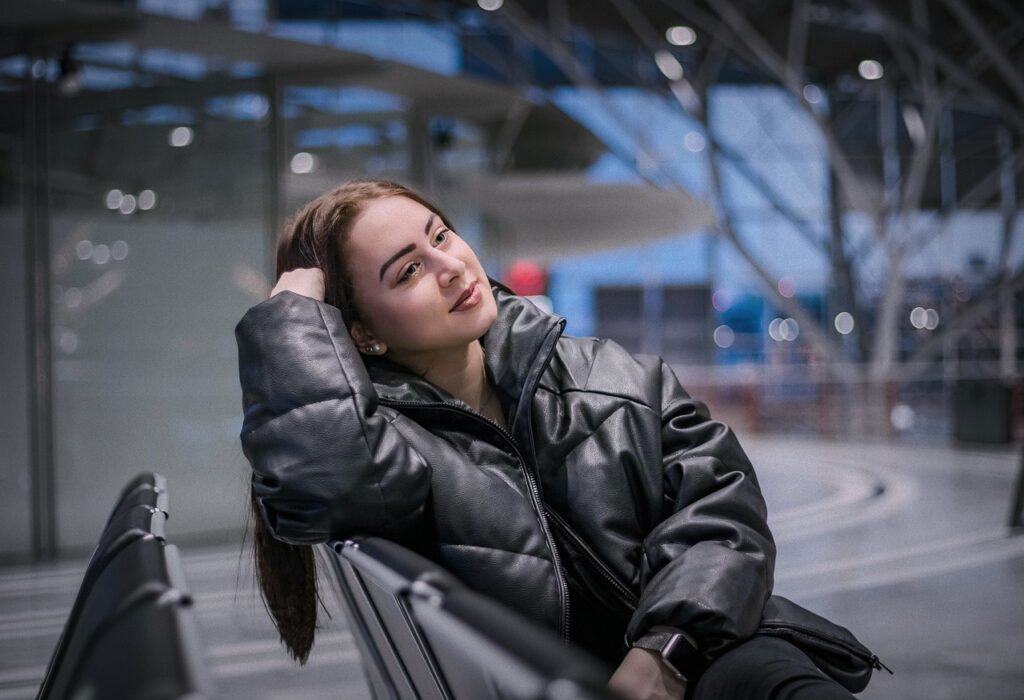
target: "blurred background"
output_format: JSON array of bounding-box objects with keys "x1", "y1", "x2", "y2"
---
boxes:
[{"x1": 1, "y1": 1, "x2": 1022, "y2": 698}]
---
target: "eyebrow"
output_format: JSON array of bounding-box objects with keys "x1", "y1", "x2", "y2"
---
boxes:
[{"x1": 378, "y1": 213, "x2": 437, "y2": 282}]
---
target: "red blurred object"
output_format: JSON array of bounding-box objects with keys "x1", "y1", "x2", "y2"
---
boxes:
[{"x1": 504, "y1": 260, "x2": 548, "y2": 296}]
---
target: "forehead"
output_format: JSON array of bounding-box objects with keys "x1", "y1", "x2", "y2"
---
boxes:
[{"x1": 347, "y1": 195, "x2": 432, "y2": 257}]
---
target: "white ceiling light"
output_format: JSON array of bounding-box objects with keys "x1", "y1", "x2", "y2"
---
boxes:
[
  {"x1": 858, "y1": 59, "x2": 883, "y2": 80},
  {"x1": 834, "y1": 312, "x2": 855, "y2": 335},
  {"x1": 290, "y1": 152, "x2": 318, "y2": 175},
  {"x1": 169, "y1": 126, "x2": 194, "y2": 147},
  {"x1": 654, "y1": 51, "x2": 684, "y2": 81},
  {"x1": 665, "y1": 26, "x2": 697, "y2": 46},
  {"x1": 910, "y1": 306, "x2": 927, "y2": 329},
  {"x1": 118, "y1": 194, "x2": 137, "y2": 215},
  {"x1": 713, "y1": 325, "x2": 735, "y2": 349},
  {"x1": 683, "y1": 131, "x2": 705, "y2": 153},
  {"x1": 104, "y1": 189, "x2": 124, "y2": 210},
  {"x1": 802, "y1": 84, "x2": 823, "y2": 104},
  {"x1": 138, "y1": 189, "x2": 157, "y2": 211}
]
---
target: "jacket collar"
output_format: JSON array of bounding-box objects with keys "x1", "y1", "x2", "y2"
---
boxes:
[{"x1": 366, "y1": 278, "x2": 566, "y2": 430}]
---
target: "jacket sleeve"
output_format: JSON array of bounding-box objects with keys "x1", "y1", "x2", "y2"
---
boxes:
[
  {"x1": 235, "y1": 290, "x2": 431, "y2": 545},
  {"x1": 625, "y1": 360, "x2": 776, "y2": 658}
]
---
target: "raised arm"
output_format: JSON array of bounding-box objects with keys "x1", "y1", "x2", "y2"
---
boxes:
[{"x1": 235, "y1": 287, "x2": 431, "y2": 544}]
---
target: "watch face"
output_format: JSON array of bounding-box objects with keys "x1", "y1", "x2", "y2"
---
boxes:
[
  {"x1": 662, "y1": 633, "x2": 707, "y2": 681},
  {"x1": 658, "y1": 655, "x2": 686, "y2": 682}
]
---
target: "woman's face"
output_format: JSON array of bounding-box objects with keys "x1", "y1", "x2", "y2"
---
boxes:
[{"x1": 344, "y1": 195, "x2": 498, "y2": 360}]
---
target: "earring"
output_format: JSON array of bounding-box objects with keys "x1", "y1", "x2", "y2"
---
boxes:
[{"x1": 369, "y1": 343, "x2": 382, "y2": 354}]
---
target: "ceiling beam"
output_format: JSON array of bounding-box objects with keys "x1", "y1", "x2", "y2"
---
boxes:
[
  {"x1": 851, "y1": 0, "x2": 1024, "y2": 133},
  {"x1": 935, "y1": 0, "x2": 1024, "y2": 107},
  {"x1": 497, "y1": 0, "x2": 669, "y2": 188},
  {"x1": 785, "y1": 0, "x2": 809, "y2": 86}
]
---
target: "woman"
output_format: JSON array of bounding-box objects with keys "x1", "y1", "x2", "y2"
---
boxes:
[{"x1": 235, "y1": 179, "x2": 863, "y2": 699}]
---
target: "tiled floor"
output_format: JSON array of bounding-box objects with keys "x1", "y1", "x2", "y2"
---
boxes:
[{"x1": 2, "y1": 436, "x2": 1022, "y2": 699}]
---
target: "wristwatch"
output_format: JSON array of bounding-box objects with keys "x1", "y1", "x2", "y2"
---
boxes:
[{"x1": 632, "y1": 629, "x2": 709, "y2": 682}]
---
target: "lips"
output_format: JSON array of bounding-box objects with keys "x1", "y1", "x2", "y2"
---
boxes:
[{"x1": 450, "y1": 281, "x2": 478, "y2": 312}]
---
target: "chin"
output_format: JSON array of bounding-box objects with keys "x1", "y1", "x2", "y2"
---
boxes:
[
  {"x1": 456, "y1": 297, "x2": 497, "y2": 344},
  {"x1": 478, "y1": 293, "x2": 498, "y2": 326},
  {"x1": 466, "y1": 304, "x2": 497, "y2": 338}
]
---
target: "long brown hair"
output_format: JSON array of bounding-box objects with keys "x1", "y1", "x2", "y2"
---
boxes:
[{"x1": 250, "y1": 179, "x2": 454, "y2": 664}]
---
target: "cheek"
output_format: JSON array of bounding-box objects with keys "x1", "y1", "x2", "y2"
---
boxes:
[
  {"x1": 362, "y1": 274, "x2": 496, "y2": 350},
  {"x1": 375, "y1": 299, "x2": 421, "y2": 335},
  {"x1": 462, "y1": 246, "x2": 485, "y2": 272},
  {"x1": 371, "y1": 290, "x2": 445, "y2": 343}
]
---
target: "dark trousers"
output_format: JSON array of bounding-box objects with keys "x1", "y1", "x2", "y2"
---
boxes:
[{"x1": 688, "y1": 636, "x2": 857, "y2": 700}]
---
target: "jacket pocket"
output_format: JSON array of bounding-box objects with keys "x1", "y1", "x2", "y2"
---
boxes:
[{"x1": 755, "y1": 594, "x2": 891, "y2": 693}]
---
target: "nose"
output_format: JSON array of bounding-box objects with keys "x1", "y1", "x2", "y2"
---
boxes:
[{"x1": 432, "y1": 248, "x2": 467, "y2": 287}]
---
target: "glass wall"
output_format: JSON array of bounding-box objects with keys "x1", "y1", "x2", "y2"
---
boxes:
[
  {"x1": 6, "y1": 48, "x2": 503, "y2": 555},
  {"x1": 277, "y1": 84, "x2": 490, "y2": 272},
  {"x1": 45, "y1": 54, "x2": 274, "y2": 553},
  {"x1": 0, "y1": 56, "x2": 32, "y2": 559},
  {"x1": 4, "y1": 25, "x2": 508, "y2": 556}
]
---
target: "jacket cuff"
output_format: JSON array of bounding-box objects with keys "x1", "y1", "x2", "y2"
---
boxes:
[
  {"x1": 632, "y1": 625, "x2": 700, "y2": 652},
  {"x1": 631, "y1": 626, "x2": 710, "y2": 683}
]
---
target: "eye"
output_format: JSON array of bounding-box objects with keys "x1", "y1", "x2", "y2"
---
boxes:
[
  {"x1": 397, "y1": 261, "x2": 420, "y2": 284},
  {"x1": 432, "y1": 228, "x2": 451, "y2": 246}
]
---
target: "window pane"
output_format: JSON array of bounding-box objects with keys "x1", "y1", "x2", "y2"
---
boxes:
[
  {"x1": 595, "y1": 286, "x2": 644, "y2": 355},
  {"x1": 662, "y1": 285, "x2": 711, "y2": 365},
  {"x1": 0, "y1": 58, "x2": 32, "y2": 558},
  {"x1": 48, "y1": 69, "x2": 272, "y2": 551}
]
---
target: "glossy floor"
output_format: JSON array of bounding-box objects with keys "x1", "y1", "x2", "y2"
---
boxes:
[{"x1": 1, "y1": 436, "x2": 1021, "y2": 699}]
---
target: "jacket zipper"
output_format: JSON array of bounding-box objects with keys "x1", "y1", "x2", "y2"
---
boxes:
[
  {"x1": 757, "y1": 622, "x2": 892, "y2": 673},
  {"x1": 543, "y1": 505, "x2": 639, "y2": 611},
  {"x1": 379, "y1": 396, "x2": 572, "y2": 645}
]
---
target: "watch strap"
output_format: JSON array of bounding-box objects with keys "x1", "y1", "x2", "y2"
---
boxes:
[{"x1": 633, "y1": 630, "x2": 709, "y2": 682}]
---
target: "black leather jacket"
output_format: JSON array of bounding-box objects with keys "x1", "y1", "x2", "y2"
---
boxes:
[{"x1": 236, "y1": 281, "x2": 776, "y2": 664}]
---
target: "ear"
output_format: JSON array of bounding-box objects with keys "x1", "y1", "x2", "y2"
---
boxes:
[{"x1": 349, "y1": 322, "x2": 387, "y2": 355}]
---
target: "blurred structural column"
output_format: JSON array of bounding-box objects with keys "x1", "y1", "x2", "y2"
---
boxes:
[
  {"x1": 265, "y1": 74, "x2": 284, "y2": 274},
  {"x1": 997, "y1": 126, "x2": 1017, "y2": 381},
  {"x1": 869, "y1": 81, "x2": 903, "y2": 387},
  {"x1": 824, "y1": 81, "x2": 864, "y2": 364},
  {"x1": 407, "y1": 105, "x2": 435, "y2": 197},
  {"x1": 1009, "y1": 443, "x2": 1024, "y2": 529},
  {"x1": 940, "y1": 108, "x2": 958, "y2": 384},
  {"x1": 24, "y1": 49, "x2": 56, "y2": 560}
]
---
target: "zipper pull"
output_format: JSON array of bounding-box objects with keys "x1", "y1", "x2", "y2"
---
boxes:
[{"x1": 871, "y1": 655, "x2": 894, "y2": 675}]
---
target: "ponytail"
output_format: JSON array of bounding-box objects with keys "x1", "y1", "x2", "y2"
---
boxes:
[{"x1": 249, "y1": 488, "x2": 318, "y2": 664}]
